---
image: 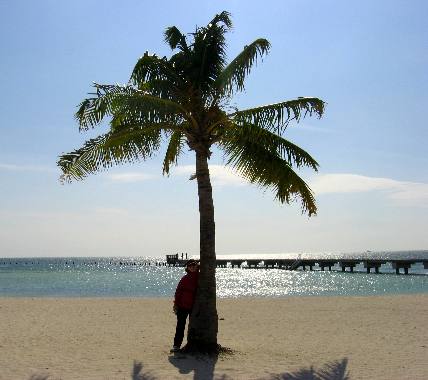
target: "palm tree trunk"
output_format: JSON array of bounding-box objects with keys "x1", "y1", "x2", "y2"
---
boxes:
[{"x1": 186, "y1": 150, "x2": 218, "y2": 352}]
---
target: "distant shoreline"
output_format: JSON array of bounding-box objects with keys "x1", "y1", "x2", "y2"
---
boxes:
[{"x1": 1, "y1": 249, "x2": 428, "y2": 259}]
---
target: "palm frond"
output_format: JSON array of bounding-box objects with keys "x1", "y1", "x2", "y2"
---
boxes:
[
  {"x1": 190, "y1": 12, "x2": 231, "y2": 91},
  {"x1": 76, "y1": 83, "x2": 137, "y2": 131},
  {"x1": 210, "y1": 11, "x2": 232, "y2": 29},
  {"x1": 220, "y1": 121, "x2": 319, "y2": 170},
  {"x1": 215, "y1": 39, "x2": 270, "y2": 95},
  {"x1": 219, "y1": 129, "x2": 317, "y2": 215},
  {"x1": 147, "y1": 78, "x2": 180, "y2": 100},
  {"x1": 162, "y1": 130, "x2": 185, "y2": 175},
  {"x1": 108, "y1": 92, "x2": 187, "y2": 127},
  {"x1": 231, "y1": 97, "x2": 325, "y2": 134},
  {"x1": 58, "y1": 127, "x2": 162, "y2": 183},
  {"x1": 130, "y1": 52, "x2": 182, "y2": 90},
  {"x1": 164, "y1": 26, "x2": 189, "y2": 52}
]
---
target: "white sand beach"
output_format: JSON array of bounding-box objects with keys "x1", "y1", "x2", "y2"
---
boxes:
[{"x1": 0, "y1": 294, "x2": 426, "y2": 380}]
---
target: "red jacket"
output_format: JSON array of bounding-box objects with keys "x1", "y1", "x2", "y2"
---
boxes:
[{"x1": 174, "y1": 272, "x2": 198, "y2": 310}]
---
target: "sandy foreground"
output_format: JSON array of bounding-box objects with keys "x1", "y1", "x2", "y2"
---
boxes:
[{"x1": 0, "y1": 295, "x2": 426, "y2": 380}]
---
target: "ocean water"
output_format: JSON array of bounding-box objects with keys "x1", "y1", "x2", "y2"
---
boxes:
[{"x1": 0, "y1": 252, "x2": 427, "y2": 298}]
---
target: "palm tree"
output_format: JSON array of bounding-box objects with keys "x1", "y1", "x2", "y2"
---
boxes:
[{"x1": 58, "y1": 11, "x2": 325, "y2": 352}]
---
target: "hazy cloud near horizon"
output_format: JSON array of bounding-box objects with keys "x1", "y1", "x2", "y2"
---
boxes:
[
  {"x1": 4, "y1": 168, "x2": 427, "y2": 208},
  {"x1": 173, "y1": 166, "x2": 428, "y2": 206},
  {"x1": 106, "y1": 172, "x2": 154, "y2": 183},
  {"x1": 310, "y1": 173, "x2": 428, "y2": 205},
  {"x1": 4, "y1": 160, "x2": 426, "y2": 206},
  {"x1": 175, "y1": 165, "x2": 246, "y2": 187},
  {"x1": 0, "y1": 163, "x2": 56, "y2": 173}
]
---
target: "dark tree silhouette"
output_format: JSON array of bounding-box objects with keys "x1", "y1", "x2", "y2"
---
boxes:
[{"x1": 58, "y1": 11, "x2": 325, "y2": 352}]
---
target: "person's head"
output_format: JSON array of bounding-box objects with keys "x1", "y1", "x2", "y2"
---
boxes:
[{"x1": 185, "y1": 259, "x2": 199, "y2": 273}]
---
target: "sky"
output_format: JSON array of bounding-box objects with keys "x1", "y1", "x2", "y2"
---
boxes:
[{"x1": 0, "y1": 0, "x2": 427, "y2": 258}]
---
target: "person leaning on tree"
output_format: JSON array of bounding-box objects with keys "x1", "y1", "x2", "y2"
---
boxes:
[{"x1": 171, "y1": 259, "x2": 199, "y2": 352}]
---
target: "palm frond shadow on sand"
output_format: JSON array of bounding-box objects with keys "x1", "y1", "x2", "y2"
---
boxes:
[
  {"x1": 131, "y1": 357, "x2": 349, "y2": 380},
  {"x1": 132, "y1": 360, "x2": 158, "y2": 380},
  {"x1": 265, "y1": 358, "x2": 350, "y2": 380}
]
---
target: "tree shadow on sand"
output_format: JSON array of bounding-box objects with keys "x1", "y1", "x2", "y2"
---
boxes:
[
  {"x1": 130, "y1": 353, "x2": 220, "y2": 380},
  {"x1": 264, "y1": 358, "x2": 350, "y2": 380},
  {"x1": 167, "y1": 352, "x2": 219, "y2": 380},
  {"x1": 131, "y1": 357, "x2": 349, "y2": 380},
  {"x1": 26, "y1": 356, "x2": 349, "y2": 379}
]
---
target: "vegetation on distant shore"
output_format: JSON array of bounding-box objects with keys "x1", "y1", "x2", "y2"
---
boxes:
[{"x1": 57, "y1": 11, "x2": 325, "y2": 353}]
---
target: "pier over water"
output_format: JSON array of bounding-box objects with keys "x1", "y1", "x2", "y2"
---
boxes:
[
  {"x1": 1, "y1": 252, "x2": 426, "y2": 276},
  {"x1": 165, "y1": 254, "x2": 428, "y2": 275}
]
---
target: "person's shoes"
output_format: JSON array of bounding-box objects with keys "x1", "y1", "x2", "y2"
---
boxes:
[{"x1": 170, "y1": 345, "x2": 180, "y2": 353}]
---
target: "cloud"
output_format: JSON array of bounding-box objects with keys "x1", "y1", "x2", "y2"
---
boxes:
[
  {"x1": 310, "y1": 173, "x2": 428, "y2": 205},
  {"x1": 310, "y1": 174, "x2": 398, "y2": 194},
  {"x1": 98, "y1": 166, "x2": 428, "y2": 206},
  {"x1": 107, "y1": 172, "x2": 153, "y2": 183},
  {"x1": 94, "y1": 207, "x2": 129, "y2": 216},
  {"x1": 0, "y1": 163, "x2": 55, "y2": 173},
  {"x1": 176, "y1": 165, "x2": 246, "y2": 187}
]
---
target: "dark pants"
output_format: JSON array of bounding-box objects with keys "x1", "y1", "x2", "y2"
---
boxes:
[{"x1": 174, "y1": 308, "x2": 191, "y2": 347}]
